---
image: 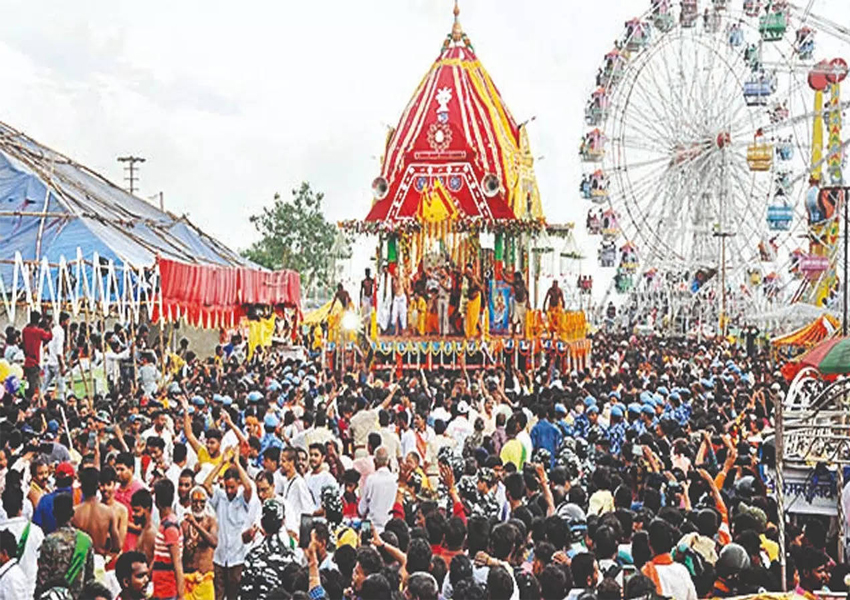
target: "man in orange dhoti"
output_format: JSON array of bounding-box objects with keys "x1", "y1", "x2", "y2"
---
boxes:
[{"x1": 543, "y1": 280, "x2": 565, "y2": 336}]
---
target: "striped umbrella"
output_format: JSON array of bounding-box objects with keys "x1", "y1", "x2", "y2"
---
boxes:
[{"x1": 788, "y1": 336, "x2": 850, "y2": 376}]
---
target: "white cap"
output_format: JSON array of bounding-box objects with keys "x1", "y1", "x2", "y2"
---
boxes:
[{"x1": 457, "y1": 400, "x2": 471, "y2": 414}]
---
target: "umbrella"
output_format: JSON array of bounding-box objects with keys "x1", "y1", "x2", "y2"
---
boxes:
[{"x1": 781, "y1": 336, "x2": 850, "y2": 380}]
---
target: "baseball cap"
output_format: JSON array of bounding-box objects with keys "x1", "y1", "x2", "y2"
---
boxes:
[
  {"x1": 247, "y1": 391, "x2": 263, "y2": 403},
  {"x1": 610, "y1": 405, "x2": 624, "y2": 418},
  {"x1": 47, "y1": 419, "x2": 60, "y2": 434},
  {"x1": 55, "y1": 462, "x2": 75, "y2": 480},
  {"x1": 641, "y1": 405, "x2": 655, "y2": 416},
  {"x1": 584, "y1": 396, "x2": 597, "y2": 407},
  {"x1": 555, "y1": 403, "x2": 567, "y2": 415},
  {"x1": 457, "y1": 400, "x2": 470, "y2": 414},
  {"x1": 264, "y1": 413, "x2": 280, "y2": 429},
  {"x1": 192, "y1": 396, "x2": 206, "y2": 407}
]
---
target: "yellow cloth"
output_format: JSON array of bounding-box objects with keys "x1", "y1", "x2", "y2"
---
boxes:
[
  {"x1": 197, "y1": 447, "x2": 223, "y2": 468},
  {"x1": 415, "y1": 297, "x2": 427, "y2": 335},
  {"x1": 500, "y1": 439, "x2": 527, "y2": 470},
  {"x1": 247, "y1": 315, "x2": 276, "y2": 361},
  {"x1": 465, "y1": 292, "x2": 482, "y2": 338},
  {"x1": 760, "y1": 534, "x2": 779, "y2": 562},
  {"x1": 169, "y1": 352, "x2": 185, "y2": 376},
  {"x1": 185, "y1": 571, "x2": 215, "y2": 600}
]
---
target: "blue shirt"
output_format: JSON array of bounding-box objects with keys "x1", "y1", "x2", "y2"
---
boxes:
[
  {"x1": 32, "y1": 486, "x2": 73, "y2": 534},
  {"x1": 530, "y1": 420, "x2": 562, "y2": 467},
  {"x1": 258, "y1": 432, "x2": 284, "y2": 466}
]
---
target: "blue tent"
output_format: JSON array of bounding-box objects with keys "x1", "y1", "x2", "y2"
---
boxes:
[{"x1": 0, "y1": 120, "x2": 251, "y2": 303}]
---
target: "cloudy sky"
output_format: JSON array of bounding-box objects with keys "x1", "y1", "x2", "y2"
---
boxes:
[{"x1": 0, "y1": 0, "x2": 848, "y2": 264}]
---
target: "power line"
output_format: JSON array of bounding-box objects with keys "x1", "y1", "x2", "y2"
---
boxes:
[{"x1": 117, "y1": 155, "x2": 146, "y2": 194}]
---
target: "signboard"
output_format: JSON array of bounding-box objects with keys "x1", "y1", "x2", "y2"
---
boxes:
[{"x1": 777, "y1": 465, "x2": 839, "y2": 516}]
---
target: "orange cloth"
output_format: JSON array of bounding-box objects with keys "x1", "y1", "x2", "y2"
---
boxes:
[{"x1": 641, "y1": 553, "x2": 675, "y2": 595}]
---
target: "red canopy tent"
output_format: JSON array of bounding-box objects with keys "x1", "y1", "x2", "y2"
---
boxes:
[
  {"x1": 155, "y1": 257, "x2": 301, "y2": 328},
  {"x1": 363, "y1": 2, "x2": 543, "y2": 227}
]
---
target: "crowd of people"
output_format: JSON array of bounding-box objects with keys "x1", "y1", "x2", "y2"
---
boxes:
[{"x1": 0, "y1": 308, "x2": 846, "y2": 600}]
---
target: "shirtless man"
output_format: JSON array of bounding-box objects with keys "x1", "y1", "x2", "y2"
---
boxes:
[
  {"x1": 390, "y1": 272, "x2": 408, "y2": 334},
  {"x1": 329, "y1": 283, "x2": 352, "y2": 312},
  {"x1": 176, "y1": 468, "x2": 194, "y2": 520},
  {"x1": 543, "y1": 280, "x2": 565, "y2": 335},
  {"x1": 359, "y1": 269, "x2": 375, "y2": 321},
  {"x1": 72, "y1": 467, "x2": 121, "y2": 564},
  {"x1": 130, "y1": 488, "x2": 156, "y2": 565},
  {"x1": 99, "y1": 466, "x2": 128, "y2": 565},
  {"x1": 182, "y1": 486, "x2": 218, "y2": 600}
]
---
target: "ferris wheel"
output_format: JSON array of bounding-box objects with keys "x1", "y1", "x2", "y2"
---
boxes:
[{"x1": 579, "y1": 0, "x2": 850, "y2": 329}]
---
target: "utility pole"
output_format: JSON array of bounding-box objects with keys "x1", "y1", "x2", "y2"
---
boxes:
[
  {"x1": 117, "y1": 155, "x2": 146, "y2": 194},
  {"x1": 149, "y1": 191, "x2": 164, "y2": 212}
]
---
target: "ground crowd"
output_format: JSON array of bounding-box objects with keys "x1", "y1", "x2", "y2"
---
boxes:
[{"x1": 0, "y1": 311, "x2": 843, "y2": 600}]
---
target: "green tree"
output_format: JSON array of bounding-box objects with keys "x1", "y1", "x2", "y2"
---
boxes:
[{"x1": 242, "y1": 182, "x2": 337, "y2": 296}]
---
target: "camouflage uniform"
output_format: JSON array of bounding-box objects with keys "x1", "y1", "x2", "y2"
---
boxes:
[
  {"x1": 35, "y1": 525, "x2": 94, "y2": 599},
  {"x1": 241, "y1": 533, "x2": 301, "y2": 599}
]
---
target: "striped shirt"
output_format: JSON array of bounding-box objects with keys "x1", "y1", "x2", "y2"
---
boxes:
[{"x1": 152, "y1": 514, "x2": 182, "y2": 599}]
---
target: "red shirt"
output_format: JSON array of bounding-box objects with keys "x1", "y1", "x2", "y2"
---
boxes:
[
  {"x1": 21, "y1": 324, "x2": 51, "y2": 368},
  {"x1": 152, "y1": 513, "x2": 182, "y2": 598}
]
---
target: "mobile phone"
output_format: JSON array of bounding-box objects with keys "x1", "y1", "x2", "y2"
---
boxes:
[
  {"x1": 361, "y1": 519, "x2": 372, "y2": 544},
  {"x1": 299, "y1": 515, "x2": 314, "y2": 549}
]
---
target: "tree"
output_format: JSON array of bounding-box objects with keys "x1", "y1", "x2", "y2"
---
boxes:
[{"x1": 242, "y1": 182, "x2": 337, "y2": 296}]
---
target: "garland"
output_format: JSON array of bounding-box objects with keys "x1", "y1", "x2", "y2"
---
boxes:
[{"x1": 338, "y1": 218, "x2": 575, "y2": 237}]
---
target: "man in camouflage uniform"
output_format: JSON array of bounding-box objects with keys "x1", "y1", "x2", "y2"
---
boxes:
[
  {"x1": 606, "y1": 405, "x2": 627, "y2": 457},
  {"x1": 240, "y1": 500, "x2": 303, "y2": 599},
  {"x1": 36, "y1": 492, "x2": 95, "y2": 598}
]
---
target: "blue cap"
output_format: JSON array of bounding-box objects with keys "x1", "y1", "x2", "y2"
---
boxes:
[
  {"x1": 555, "y1": 403, "x2": 567, "y2": 415},
  {"x1": 628, "y1": 402, "x2": 642, "y2": 414},
  {"x1": 168, "y1": 382, "x2": 181, "y2": 393},
  {"x1": 641, "y1": 405, "x2": 655, "y2": 416},
  {"x1": 611, "y1": 406, "x2": 624, "y2": 418},
  {"x1": 247, "y1": 391, "x2": 263, "y2": 403},
  {"x1": 263, "y1": 414, "x2": 279, "y2": 429},
  {"x1": 640, "y1": 391, "x2": 653, "y2": 403},
  {"x1": 267, "y1": 380, "x2": 281, "y2": 392},
  {"x1": 47, "y1": 419, "x2": 59, "y2": 434},
  {"x1": 222, "y1": 396, "x2": 233, "y2": 407},
  {"x1": 584, "y1": 396, "x2": 597, "y2": 407},
  {"x1": 212, "y1": 394, "x2": 223, "y2": 404},
  {"x1": 587, "y1": 405, "x2": 599, "y2": 415},
  {"x1": 608, "y1": 390, "x2": 621, "y2": 400},
  {"x1": 657, "y1": 386, "x2": 669, "y2": 397},
  {"x1": 669, "y1": 392, "x2": 680, "y2": 401},
  {"x1": 191, "y1": 396, "x2": 206, "y2": 407}
]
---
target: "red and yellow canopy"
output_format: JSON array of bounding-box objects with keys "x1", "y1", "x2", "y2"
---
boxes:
[{"x1": 366, "y1": 4, "x2": 542, "y2": 225}]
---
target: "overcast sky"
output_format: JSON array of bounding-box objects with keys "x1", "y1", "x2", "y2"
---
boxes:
[{"x1": 0, "y1": 0, "x2": 848, "y2": 264}]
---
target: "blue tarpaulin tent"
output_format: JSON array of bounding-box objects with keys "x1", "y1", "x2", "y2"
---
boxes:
[{"x1": 0, "y1": 120, "x2": 252, "y2": 310}]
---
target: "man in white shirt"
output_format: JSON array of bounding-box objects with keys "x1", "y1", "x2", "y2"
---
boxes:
[
  {"x1": 0, "y1": 486, "x2": 43, "y2": 597},
  {"x1": 378, "y1": 411, "x2": 402, "y2": 469},
  {"x1": 446, "y1": 400, "x2": 474, "y2": 450},
  {"x1": 398, "y1": 412, "x2": 417, "y2": 459},
  {"x1": 0, "y1": 529, "x2": 27, "y2": 599},
  {"x1": 305, "y1": 444, "x2": 337, "y2": 509},
  {"x1": 643, "y1": 519, "x2": 698, "y2": 600},
  {"x1": 141, "y1": 410, "x2": 174, "y2": 466},
  {"x1": 358, "y1": 446, "x2": 398, "y2": 532},
  {"x1": 43, "y1": 312, "x2": 68, "y2": 401},
  {"x1": 280, "y1": 447, "x2": 315, "y2": 526}
]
